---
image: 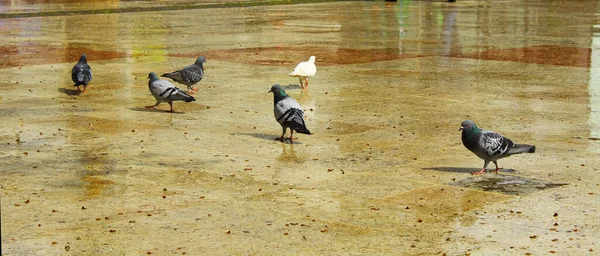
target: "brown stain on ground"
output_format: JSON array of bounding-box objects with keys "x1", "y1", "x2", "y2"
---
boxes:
[
  {"x1": 170, "y1": 46, "x2": 423, "y2": 66},
  {"x1": 452, "y1": 45, "x2": 591, "y2": 68},
  {"x1": 0, "y1": 45, "x2": 127, "y2": 68},
  {"x1": 381, "y1": 185, "x2": 513, "y2": 223},
  {"x1": 83, "y1": 175, "x2": 114, "y2": 197}
]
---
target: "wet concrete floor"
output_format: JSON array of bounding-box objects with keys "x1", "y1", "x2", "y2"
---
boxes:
[{"x1": 1, "y1": 0, "x2": 600, "y2": 255}]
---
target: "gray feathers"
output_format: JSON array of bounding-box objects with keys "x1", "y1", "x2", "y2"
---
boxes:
[
  {"x1": 162, "y1": 56, "x2": 205, "y2": 92},
  {"x1": 460, "y1": 120, "x2": 535, "y2": 174},
  {"x1": 269, "y1": 84, "x2": 311, "y2": 141},
  {"x1": 146, "y1": 72, "x2": 195, "y2": 112},
  {"x1": 71, "y1": 54, "x2": 92, "y2": 91}
]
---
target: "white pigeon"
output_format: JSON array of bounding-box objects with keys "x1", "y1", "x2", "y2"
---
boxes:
[
  {"x1": 145, "y1": 72, "x2": 195, "y2": 113},
  {"x1": 288, "y1": 56, "x2": 316, "y2": 89}
]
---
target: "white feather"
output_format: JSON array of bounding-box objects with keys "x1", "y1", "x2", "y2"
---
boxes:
[{"x1": 289, "y1": 56, "x2": 316, "y2": 77}]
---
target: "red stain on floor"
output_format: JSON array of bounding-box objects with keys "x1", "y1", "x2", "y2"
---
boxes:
[
  {"x1": 0, "y1": 45, "x2": 127, "y2": 68},
  {"x1": 169, "y1": 46, "x2": 422, "y2": 66},
  {"x1": 451, "y1": 45, "x2": 591, "y2": 68}
]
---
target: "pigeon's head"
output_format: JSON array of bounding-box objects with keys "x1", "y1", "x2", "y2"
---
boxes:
[
  {"x1": 195, "y1": 56, "x2": 206, "y2": 65},
  {"x1": 308, "y1": 56, "x2": 316, "y2": 63},
  {"x1": 148, "y1": 72, "x2": 159, "y2": 80},
  {"x1": 79, "y1": 54, "x2": 87, "y2": 63},
  {"x1": 268, "y1": 84, "x2": 288, "y2": 99},
  {"x1": 459, "y1": 120, "x2": 478, "y2": 132},
  {"x1": 268, "y1": 84, "x2": 283, "y2": 94}
]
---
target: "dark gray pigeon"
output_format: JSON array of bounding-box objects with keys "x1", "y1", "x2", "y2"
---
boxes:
[
  {"x1": 460, "y1": 120, "x2": 535, "y2": 175},
  {"x1": 161, "y1": 56, "x2": 205, "y2": 94},
  {"x1": 268, "y1": 84, "x2": 311, "y2": 142},
  {"x1": 145, "y1": 72, "x2": 195, "y2": 113},
  {"x1": 71, "y1": 54, "x2": 92, "y2": 93}
]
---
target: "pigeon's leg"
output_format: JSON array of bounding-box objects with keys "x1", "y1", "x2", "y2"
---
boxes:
[
  {"x1": 492, "y1": 161, "x2": 503, "y2": 174},
  {"x1": 277, "y1": 127, "x2": 286, "y2": 141},
  {"x1": 168, "y1": 102, "x2": 174, "y2": 113},
  {"x1": 145, "y1": 101, "x2": 160, "y2": 109},
  {"x1": 289, "y1": 130, "x2": 295, "y2": 142},
  {"x1": 81, "y1": 86, "x2": 87, "y2": 93},
  {"x1": 187, "y1": 87, "x2": 196, "y2": 95},
  {"x1": 192, "y1": 87, "x2": 199, "y2": 92},
  {"x1": 298, "y1": 77, "x2": 304, "y2": 88},
  {"x1": 76, "y1": 85, "x2": 83, "y2": 92},
  {"x1": 304, "y1": 77, "x2": 309, "y2": 88},
  {"x1": 471, "y1": 161, "x2": 489, "y2": 175}
]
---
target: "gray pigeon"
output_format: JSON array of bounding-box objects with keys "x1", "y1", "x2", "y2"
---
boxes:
[
  {"x1": 460, "y1": 120, "x2": 535, "y2": 175},
  {"x1": 161, "y1": 56, "x2": 205, "y2": 94},
  {"x1": 71, "y1": 54, "x2": 92, "y2": 93},
  {"x1": 268, "y1": 84, "x2": 311, "y2": 142},
  {"x1": 145, "y1": 72, "x2": 195, "y2": 113}
]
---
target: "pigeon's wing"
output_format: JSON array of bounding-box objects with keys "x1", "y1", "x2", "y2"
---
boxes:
[
  {"x1": 179, "y1": 64, "x2": 203, "y2": 84},
  {"x1": 290, "y1": 61, "x2": 316, "y2": 77},
  {"x1": 71, "y1": 66, "x2": 78, "y2": 83},
  {"x1": 82, "y1": 64, "x2": 92, "y2": 83},
  {"x1": 274, "y1": 97, "x2": 309, "y2": 133},
  {"x1": 478, "y1": 130, "x2": 514, "y2": 157},
  {"x1": 71, "y1": 64, "x2": 92, "y2": 84},
  {"x1": 161, "y1": 86, "x2": 195, "y2": 102},
  {"x1": 149, "y1": 80, "x2": 174, "y2": 99},
  {"x1": 289, "y1": 62, "x2": 307, "y2": 76},
  {"x1": 274, "y1": 97, "x2": 300, "y2": 124}
]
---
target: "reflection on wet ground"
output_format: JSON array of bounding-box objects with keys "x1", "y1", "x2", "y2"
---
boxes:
[{"x1": 1, "y1": 0, "x2": 600, "y2": 255}]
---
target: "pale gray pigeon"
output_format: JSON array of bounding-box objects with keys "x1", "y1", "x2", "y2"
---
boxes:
[
  {"x1": 268, "y1": 84, "x2": 311, "y2": 142},
  {"x1": 162, "y1": 56, "x2": 205, "y2": 94},
  {"x1": 460, "y1": 120, "x2": 535, "y2": 175},
  {"x1": 146, "y1": 72, "x2": 195, "y2": 113},
  {"x1": 71, "y1": 54, "x2": 92, "y2": 93},
  {"x1": 289, "y1": 56, "x2": 316, "y2": 89}
]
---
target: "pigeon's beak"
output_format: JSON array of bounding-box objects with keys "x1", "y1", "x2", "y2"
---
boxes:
[
  {"x1": 268, "y1": 89, "x2": 272, "y2": 93},
  {"x1": 458, "y1": 126, "x2": 464, "y2": 131}
]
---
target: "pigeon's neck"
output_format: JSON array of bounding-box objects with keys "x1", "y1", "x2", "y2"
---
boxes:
[
  {"x1": 273, "y1": 91, "x2": 288, "y2": 104},
  {"x1": 464, "y1": 126, "x2": 479, "y2": 141}
]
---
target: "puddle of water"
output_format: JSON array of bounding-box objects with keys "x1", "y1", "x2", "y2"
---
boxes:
[
  {"x1": 169, "y1": 46, "x2": 422, "y2": 66},
  {"x1": 452, "y1": 45, "x2": 591, "y2": 68},
  {"x1": 448, "y1": 175, "x2": 568, "y2": 195},
  {"x1": 0, "y1": 45, "x2": 127, "y2": 68}
]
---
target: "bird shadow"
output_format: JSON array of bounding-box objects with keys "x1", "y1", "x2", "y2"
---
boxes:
[
  {"x1": 235, "y1": 132, "x2": 303, "y2": 144},
  {"x1": 422, "y1": 167, "x2": 517, "y2": 174},
  {"x1": 58, "y1": 87, "x2": 81, "y2": 96},
  {"x1": 282, "y1": 84, "x2": 302, "y2": 90},
  {"x1": 128, "y1": 107, "x2": 185, "y2": 114}
]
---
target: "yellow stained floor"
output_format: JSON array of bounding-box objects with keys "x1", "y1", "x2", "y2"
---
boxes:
[{"x1": 1, "y1": 0, "x2": 599, "y2": 255}]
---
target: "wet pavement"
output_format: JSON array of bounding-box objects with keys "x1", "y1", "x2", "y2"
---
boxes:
[{"x1": 1, "y1": 0, "x2": 600, "y2": 255}]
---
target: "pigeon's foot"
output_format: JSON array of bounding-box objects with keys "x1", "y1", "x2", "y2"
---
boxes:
[
  {"x1": 144, "y1": 105, "x2": 156, "y2": 109},
  {"x1": 76, "y1": 86, "x2": 83, "y2": 92},
  {"x1": 187, "y1": 90, "x2": 196, "y2": 95},
  {"x1": 192, "y1": 87, "x2": 199, "y2": 92},
  {"x1": 493, "y1": 168, "x2": 503, "y2": 174},
  {"x1": 288, "y1": 137, "x2": 298, "y2": 141},
  {"x1": 275, "y1": 135, "x2": 285, "y2": 142},
  {"x1": 471, "y1": 169, "x2": 487, "y2": 175}
]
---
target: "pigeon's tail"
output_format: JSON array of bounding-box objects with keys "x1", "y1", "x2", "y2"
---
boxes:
[
  {"x1": 509, "y1": 144, "x2": 535, "y2": 154},
  {"x1": 294, "y1": 126, "x2": 311, "y2": 135},
  {"x1": 184, "y1": 95, "x2": 196, "y2": 103},
  {"x1": 162, "y1": 72, "x2": 181, "y2": 81}
]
